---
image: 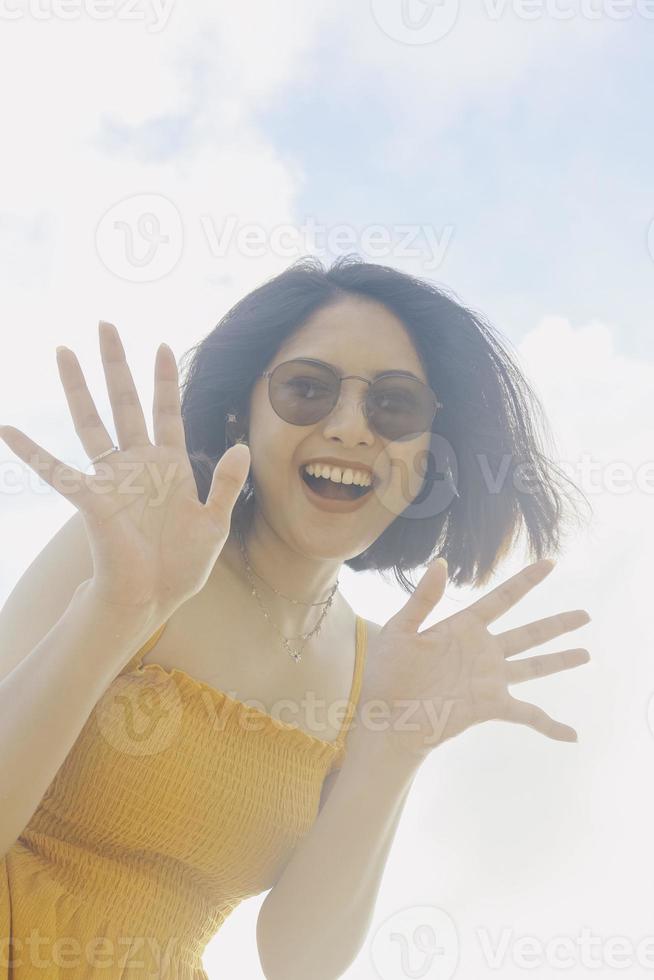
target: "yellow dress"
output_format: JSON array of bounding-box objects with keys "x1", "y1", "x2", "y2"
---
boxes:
[{"x1": 0, "y1": 616, "x2": 368, "y2": 978}]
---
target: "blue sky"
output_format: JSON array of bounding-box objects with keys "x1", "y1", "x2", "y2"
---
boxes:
[{"x1": 250, "y1": 15, "x2": 653, "y2": 358}]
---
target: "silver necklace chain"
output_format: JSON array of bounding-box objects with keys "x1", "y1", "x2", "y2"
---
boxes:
[{"x1": 236, "y1": 525, "x2": 339, "y2": 663}]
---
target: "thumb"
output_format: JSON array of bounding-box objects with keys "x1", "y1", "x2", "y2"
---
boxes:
[
  {"x1": 391, "y1": 557, "x2": 448, "y2": 633},
  {"x1": 204, "y1": 443, "x2": 251, "y2": 531}
]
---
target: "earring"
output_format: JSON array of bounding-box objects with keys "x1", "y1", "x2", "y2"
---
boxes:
[{"x1": 225, "y1": 412, "x2": 249, "y2": 447}]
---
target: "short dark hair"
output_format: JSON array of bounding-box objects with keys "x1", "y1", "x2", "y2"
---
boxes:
[{"x1": 178, "y1": 254, "x2": 590, "y2": 593}]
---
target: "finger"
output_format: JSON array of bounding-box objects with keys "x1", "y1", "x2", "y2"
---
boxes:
[
  {"x1": 388, "y1": 558, "x2": 448, "y2": 633},
  {"x1": 466, "y1": 559, "x2": 555, "y2": 627},
  {"x1": 152, "y1": 343, "x2": 186, "y2": 449},
  {"x1": 55, "y1": 346, "x2": 116, "y2": 461},
  {"x1": 500, "y1": 609, "x2": 591, "y2": 658},
  {"x1": 204, "y1": 443, "x2": 251, "y2": 535},
  {"x1": 506, "y1": 647, "x2": 590, "y2": 685},
  {"x1": 500, "y1": 697, "x2": 578, "y2": 742},
  {"x1": 98, "y1": 321, "x2": 151, "y2": 451},
  {"x1": 0, "y1": 425, "x2": 95, "y2": 511}
]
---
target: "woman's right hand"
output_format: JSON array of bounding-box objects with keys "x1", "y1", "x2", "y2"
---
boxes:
[{"x1": 0, "y1": 320, "x2": 251, "y2": 617}]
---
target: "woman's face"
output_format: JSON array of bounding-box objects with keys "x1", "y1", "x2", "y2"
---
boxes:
[{"x1": 244, "y1": 296, "x2": 434, "y2": 561}]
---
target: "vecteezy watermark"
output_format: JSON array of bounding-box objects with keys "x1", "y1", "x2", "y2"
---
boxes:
[
  {"x1": 371, "y1": 0, "x2": 654, "y2": 45},
  {"x1": 480, "y1": 0, "x2": 654, "y2": 22},
  {"x1": 93, "y1": 194, "x2": 454, "y2": 283},
  {"x1": 477, "y1": 925, "x2": 654, "y2": 970},
  {"x1": 194, "y1": 689, "x2": 462, "y2": 750},
  {"x1": 0, "y1": 0, "x2": 175, "y2": 32},
  {"x1": 370, "y1": 439, "x2": 654, "y2": 523},
  {"x1": 94, "y1": 668, "x2": 184, "y2": 757},
  {"x1": 0, "y1": 451, "x2": 183, "y2": 506},
  {"x1": 370, "y1": 0, "x2": 462, "y2": 44},
  {"x1": 0, "y1": 932, "x2": 182, "y2": 972},
  {"x1": 367, "y1": 914, "x2": 654, "y2": 976},
  {"x1": 200, "y1": 215, "x2": 455, "y2": 272},
  {"x1": 480, "y1": 452, "x2": 654, "y2": 497},
  {"x1": 371, "y1": 433, "x2": 461, "y2": 522},
  {"x1": 99, "y1": 677, "x2": 463, "y2": 762},
  {"x1": 370, "y1": 905, "x2": 459, "y2": 980},
  {"x1": 97, "y1": 680, "x2": 463, "y2": 752},
  {"x1": 1, "y1": 443, "x2": 652, "y2": 508},
  {"x1": 96, "y1": 193, "x2": 184, "y2": 282}
]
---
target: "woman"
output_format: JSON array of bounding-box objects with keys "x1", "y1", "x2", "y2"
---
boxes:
[{"x1": 0, "y1": 255, "x2": 592, "y2": 978}]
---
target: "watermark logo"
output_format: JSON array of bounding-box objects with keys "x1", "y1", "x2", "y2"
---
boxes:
[
  {"x1": 94, "y1": 201, "x2": 453, "y2": 282},
  {"x1": 95, "y1": 193, "x2": 183, "y2": 282},
  {"x1": 370, "y1": 0, "x2": 461, "y2": 43},
  {"x1": 477, "y1": 924, "x2": 654, "y2": 970},
  {"x1": 0, "y1": 931, "x2": 182, "y2": 972},
  {"x1": 200, "y1": 214, "x2": 454, "y2": 271},
  {"x1": 371, "y1": 0, "x2": 654, "y2": 43},
  {"x1": 481, "y1": 0, "x2": 654, "y2": 22},
  {"x1": 372, "y1": 433, "x2": 460, "y2": 521},
  {"x1": 2, "y1": 444, "x2": 652, "y2": 506},
  {"x1": 370, "y1": 905, "x2": 459, "y2": 979},
  {"x1": 94, "y1": 669, "x2": 184, "y2": 757}
]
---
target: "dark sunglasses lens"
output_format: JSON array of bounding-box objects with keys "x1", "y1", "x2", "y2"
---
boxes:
[
  {"x1": 268, "y1": 361, "x2": 438, "y2": 437},
  {"x1": 368, "y1": 377, "x2": 437, "y2": 440},
  {"x1": 269, "y1": 361, "x2": 338, "y2": 424}
]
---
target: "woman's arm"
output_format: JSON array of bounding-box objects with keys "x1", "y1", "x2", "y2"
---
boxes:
[
  {"x1": 256, "y1": 721, "x2": 420, "y2": 980},
  {"x1": 0, "y1": 579, "x2": 160, "y2": 860}
]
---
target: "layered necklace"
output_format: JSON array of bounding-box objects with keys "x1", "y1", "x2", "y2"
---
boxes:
[{"x1": 235, "y1": 524, "x2": 339, "y2": 663}]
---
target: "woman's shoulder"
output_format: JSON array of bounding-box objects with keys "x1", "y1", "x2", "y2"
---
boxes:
[
  {"x1": 361, "y1": 617, "x2": 383, "y2": 636},
  {"x1": 336, "y1": 593, "x2": 382, "y2": 639}
]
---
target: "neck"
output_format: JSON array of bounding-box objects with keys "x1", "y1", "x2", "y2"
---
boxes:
[{"x1": 216, "y1": 513, "x2": 344, "y2": 637}]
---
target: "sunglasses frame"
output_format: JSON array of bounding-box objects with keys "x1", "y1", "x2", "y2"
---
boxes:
[{"x1": 259, "y1": 357, "x2": 443, "y2": 439}]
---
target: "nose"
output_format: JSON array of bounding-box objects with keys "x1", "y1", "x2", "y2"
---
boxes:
[{"x1": 320, "y1": 377, "x2": 375, "y2": 446}]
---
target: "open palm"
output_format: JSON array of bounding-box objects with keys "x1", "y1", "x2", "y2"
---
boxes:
[
  {"x1": 0, "y1": 321, "x2": 250, "y2": 615},
  {"x1": 357, "y1": 559, "x2": 591, "y2": 767}
]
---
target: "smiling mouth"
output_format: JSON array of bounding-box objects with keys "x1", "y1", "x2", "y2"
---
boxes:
[{"x1": 299, "y1": 468, "x2": 374, "y2": 501}]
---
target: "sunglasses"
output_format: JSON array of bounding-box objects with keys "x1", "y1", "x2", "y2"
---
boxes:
[{"x1": 259, "y1": 358, "x2": 442, "y2": 442}]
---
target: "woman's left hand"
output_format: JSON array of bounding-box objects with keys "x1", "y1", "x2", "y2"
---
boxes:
[{"x1": 356, "y1": 558, "x2": 591, "y2": 768}]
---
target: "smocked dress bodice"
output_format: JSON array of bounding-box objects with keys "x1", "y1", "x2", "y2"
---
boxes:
[{"x1": 0, "y1": 615, "x2": 368, "y2": 978}]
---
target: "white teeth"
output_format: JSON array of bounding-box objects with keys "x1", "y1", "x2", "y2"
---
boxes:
[{"x1": 303, "y1": 463, "x2": 372, "y2": 486}]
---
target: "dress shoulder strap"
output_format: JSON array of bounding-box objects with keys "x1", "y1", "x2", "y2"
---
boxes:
[
  {"x1": 328, "y1": 615, "x2": 369, "y2": 772},
  {"x1": 351, "y1": 615, "x2": 368, "y2": 701},
  {"x1": 338, "y1": 615, "x2": 368, "y2": 740}
]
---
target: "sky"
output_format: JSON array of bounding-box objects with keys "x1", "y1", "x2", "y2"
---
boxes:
[{"x1": 0, "y1": 1, "x2": 653, "y2": 978}]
